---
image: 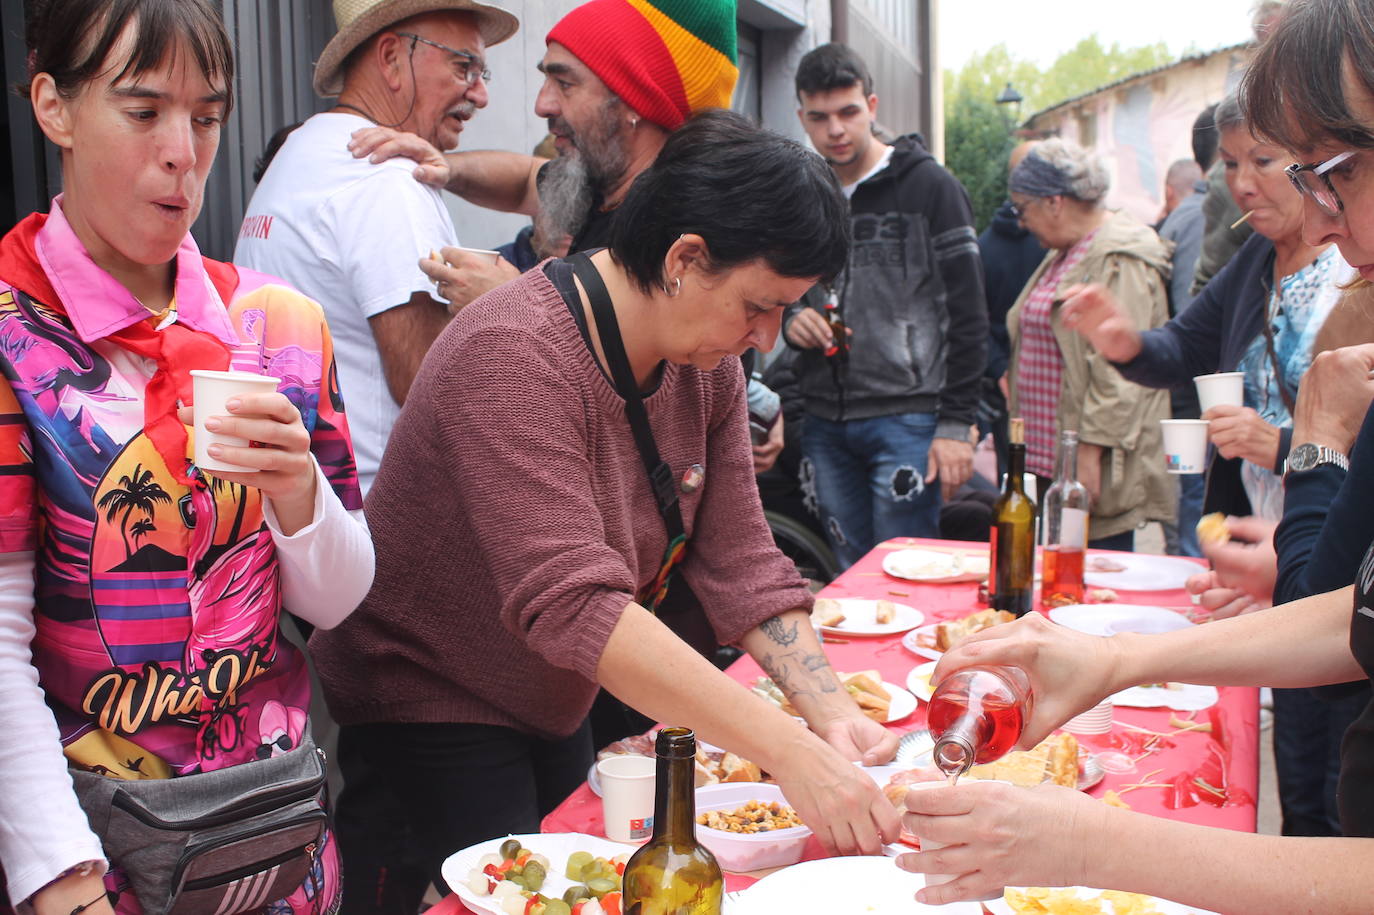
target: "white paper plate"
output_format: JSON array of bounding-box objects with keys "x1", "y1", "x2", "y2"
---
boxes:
[
  {"x1": 901, "y1": 623, "x2": 944, "y2": 660},
  {"x1": 905, "y1": 660, "x2": 939, "y2": 702},
  {"x1": 1048, "y1": 604, "x2": 1193, "y2": 638},
  {"x1": 986, "y1": 885, "x2": 1221, "y2": 915},
  {"x1": 819, "y1": 598, "x2": 923, "y2": 637},
  {"x1": 730, "y1": 855, "x2": 983, "y2": 914},
  {"x1": 1083, "y1": 553, "x2": 1206, "y2": 591},
  {"x1": 882, "y1": 548, "x2": 989, "y2": 583},
  {"x1": 440, "y1": 832, "x2": 625, "y2": 915},
  {"x1": 883, "y1": 681, "x2": 919, "y2": 722},
  {"x1": 1112, "y1": 682, "x2": 1220, "y2": 711}
]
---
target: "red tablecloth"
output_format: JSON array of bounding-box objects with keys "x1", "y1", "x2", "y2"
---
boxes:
[{"x1": 437, "y1": 538, "x2": 1259, "y2": 913}]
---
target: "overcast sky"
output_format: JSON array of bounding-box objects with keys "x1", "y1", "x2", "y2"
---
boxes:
[{"x1": 939, "y1": 0, "x2": 1259, "y2": 71}]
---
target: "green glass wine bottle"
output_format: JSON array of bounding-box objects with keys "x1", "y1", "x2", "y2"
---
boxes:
[{"x1": 621, "y1": 727, "x2": 724, "y2": 915}]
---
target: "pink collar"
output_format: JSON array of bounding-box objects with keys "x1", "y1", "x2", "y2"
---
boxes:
[{"x1": 33, "y1": 196, "x2": 238, "y2": 345}]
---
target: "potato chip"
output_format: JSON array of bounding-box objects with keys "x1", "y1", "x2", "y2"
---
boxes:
[{"x1": 1003, "y1": 886, "x2": 1169, "y2": 915}]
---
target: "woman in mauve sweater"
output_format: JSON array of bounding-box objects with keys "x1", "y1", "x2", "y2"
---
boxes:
[{"x1": 311, "y1": 110, "x2": 903, "y2": 903}]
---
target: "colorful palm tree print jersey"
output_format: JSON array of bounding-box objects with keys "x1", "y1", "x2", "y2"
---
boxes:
[{"x1": 0, "y1": 206, "x2": 361, "y2": 911}]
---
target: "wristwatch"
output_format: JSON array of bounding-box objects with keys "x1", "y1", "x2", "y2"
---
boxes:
[{"x1": 1283, "y1": 442, "x2": 1350, "y2": 477}]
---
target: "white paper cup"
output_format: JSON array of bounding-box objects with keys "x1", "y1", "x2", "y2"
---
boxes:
[
  {"x1": 1160, "y1": 419, "x2": 1210, "y2": 474},
  {"x1": 1062, "y1": 697, "x2": 1114, "y2": 735},
  {"x1": 451, "y1": 245, "x2": 502, "y2": 264},
  {"x1": 1194, "y1": 372, "x2": 1245, "y2": 414},
  {"x1": 902, "y1": 780, "x2": 1003, "y2": 900},
  {"x1": 190, "y1": 370, "x2": 281, "y2": 473},
  {"x1": 597, "y1": 755, "x2": 656, "y2": 843}
]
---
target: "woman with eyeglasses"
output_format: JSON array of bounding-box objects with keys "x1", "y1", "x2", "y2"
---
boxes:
[{"x1": 894, "y1": 2, "x2": 1374, "y2": 910}]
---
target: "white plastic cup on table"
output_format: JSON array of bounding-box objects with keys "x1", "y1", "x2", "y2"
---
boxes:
[
  {"x1": 1061, "y1": 697, "x2": 1114, "y2": 735},
  {"x1": 1160, "y1": 419, "x2": 1210, "y2": 474},
  {"x1": 597, "y1": 755, "x2": 656, "y2": 843},
  {"x1": 190, "y1": 370, "x2": 281, "y2": 473},
  {"x1": 1193, "y1": 372, "x2": 1245, "y2": 413}
]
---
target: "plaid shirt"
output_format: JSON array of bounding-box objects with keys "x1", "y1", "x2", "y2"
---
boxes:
[{"x1": 1016, "y1": 230, "x2": 1098, "y2": 476}]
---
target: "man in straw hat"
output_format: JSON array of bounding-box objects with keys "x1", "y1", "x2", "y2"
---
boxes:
[
  {"x1": 351, "y1": 0, "x2": 740, "y2": 310},
  {"x1": 234, "y1": 0, "x2": 517, "y2": 499}
]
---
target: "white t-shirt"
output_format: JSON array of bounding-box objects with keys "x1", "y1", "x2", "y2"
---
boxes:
[
  {"x1": 234, "y1": 113, "x2": 459, "y2": 494},
  {"x1": 842, "y1": 143, "x2": 894, "y2": 199}
]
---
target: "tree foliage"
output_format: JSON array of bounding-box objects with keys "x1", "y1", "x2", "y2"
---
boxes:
[{"x1": 942, "y1": 35, "x2": 1180, "y2": 231}]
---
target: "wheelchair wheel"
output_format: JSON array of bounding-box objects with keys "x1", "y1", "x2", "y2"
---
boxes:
[{"x1": 764, "y1": 508, "x2": 841, "y2": 585}]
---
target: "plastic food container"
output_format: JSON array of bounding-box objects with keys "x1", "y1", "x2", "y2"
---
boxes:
[{"x1": 693, "y1": 782, "x2": 811, "y2": 872}]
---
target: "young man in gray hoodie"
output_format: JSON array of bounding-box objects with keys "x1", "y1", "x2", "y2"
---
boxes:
[{"x1": 784, "y1": 43, "x2": 988, "y2": 568}]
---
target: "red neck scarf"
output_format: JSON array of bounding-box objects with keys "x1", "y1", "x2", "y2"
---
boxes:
[{"x1": 0, "y1": 213, "x2": 237, "y2": 485}]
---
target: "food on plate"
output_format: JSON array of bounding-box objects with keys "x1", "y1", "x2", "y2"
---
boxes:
[
  {"x1": 1086, "y1": 556, "x2": 1127, "y2": 573},
  {"x1": 753, "y1": 673, "x2": 892, "y2": 723},
  {"x1": 598, "y1": 732, "x2": 765, "y2": 787},
  {"x1": 465, "y1": 843, "x2": 629, "y2": 915},
  {"x1": 889, "y1": 551, "x2": 960, "y2": 579},
  {"x1": 1086, "y1": 588, "x2": 1119, "y2": 603},
  {"x1": 840, "y1": 670, "x2": 891, "y2": 720},
  {"x1": 697, "y1": 800, "x2": 804, "y2": 833},
  {"x1": 1043, "y1": 591, "x2": 1079, "y2": 609},
  {"x1": 811, "y1": 597, "x2": 846, "y2": 628},
  {"x1": 1195, "y1": 512, "x2": 1231, "y2": 548},
  {"x1": 966, "y1": 731, "x2": 1079, "y2": 788},
  {"x1": 932, "y1": 608, "x2": 1015, "y2": 651},
  {"x1": 874, "y1": 599, "x2": 896, "y2": 624},
  {"x1": 1004, "y1": 886, "x2": 1168, "y2": 915}
]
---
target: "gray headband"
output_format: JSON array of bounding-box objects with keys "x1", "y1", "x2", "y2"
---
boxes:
[{"x1": 1009, "y1": 153, "x2": 1074, "y2": 199}]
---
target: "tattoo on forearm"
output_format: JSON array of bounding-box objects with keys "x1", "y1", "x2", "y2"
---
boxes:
[
  {"x1": 759, "y1": 615, "x2": 799, "y2": 647},
  {"x1": 757, "y1": 648, "x2": 837, "y2": 707}
]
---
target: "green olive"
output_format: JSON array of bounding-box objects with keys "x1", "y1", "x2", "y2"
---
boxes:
[
  {"x1": 565, "y1": 851, "x2": 593, "y2": 880},
  {"x1": 562, "y1": 885, "x2": 591, "y2": 905},
  {"x1": 498, "y1": 839, "x2": 522, "y2": 861},
  {"x1": 543, "y1": 901, "x2": 571, "y2": 915},
  {"x1": 522, "y1": 860, "x2": 546, "y2": 891},
  {"x1": 586, "y1": 876, "x2": 618, "y2": 897}
]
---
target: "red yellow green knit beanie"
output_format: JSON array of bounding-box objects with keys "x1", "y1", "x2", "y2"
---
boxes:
[{"x1": 547, "y1": 0, "x2": 739, "y2": 131}]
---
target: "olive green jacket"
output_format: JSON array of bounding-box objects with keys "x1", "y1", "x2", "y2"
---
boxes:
[{"x1": 1007, "y1": 210, "x2": 1177, "y2": 540}]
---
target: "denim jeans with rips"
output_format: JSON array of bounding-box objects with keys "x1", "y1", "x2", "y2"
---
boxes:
[{"x1": 801, "y1": 412, "x2": 942, "y2": 569}]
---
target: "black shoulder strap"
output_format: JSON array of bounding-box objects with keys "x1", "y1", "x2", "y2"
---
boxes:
[{"x1": 569, "y1": 253, "x2": 685, "y2": 541}]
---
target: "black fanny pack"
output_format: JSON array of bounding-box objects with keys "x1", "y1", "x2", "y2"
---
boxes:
[{"x1": 69, "y1": 729, "x2": 328, "y2": 915}]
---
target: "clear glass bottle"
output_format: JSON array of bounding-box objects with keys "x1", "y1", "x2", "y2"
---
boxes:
[
  {"x1": 1041, "y1": 429, "x2": 1092, "y2": 608},
  {"x1": 928, "y1": 666, "x2": 1034, "y2": 783},
  {"x1": 621, "y1": 728, "x2": 724, "y2": 915},
  {"x1": 990, "y1": 418, "x2": 1036, "y2": 616}
]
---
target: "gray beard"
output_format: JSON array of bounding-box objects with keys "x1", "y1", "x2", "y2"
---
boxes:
[{"x1": 536, "y1": 153, "x2": 593, "y2": 245}]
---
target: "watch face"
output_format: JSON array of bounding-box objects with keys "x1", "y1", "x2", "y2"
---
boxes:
[{"x1": 1289, "y1": 444, "x2": 1318, "y2": 471}]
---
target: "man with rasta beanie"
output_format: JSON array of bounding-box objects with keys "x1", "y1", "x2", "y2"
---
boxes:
[{"x1": 356, "y1": 0, "x2": 741, "y2": 309}]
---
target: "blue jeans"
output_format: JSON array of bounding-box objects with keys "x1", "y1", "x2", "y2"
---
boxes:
[
  {"x1": 801, "y1": 412, "x2": 942, "y2": 568},
  {"x1": 1163, "y1": 473, "x2": 1205, "y2": 557}
]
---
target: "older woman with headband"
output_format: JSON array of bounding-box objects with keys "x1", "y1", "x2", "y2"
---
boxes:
[
  {"x1": 1004, "y1": 138, "x2": 1174, "y2": 549},
  {"x1": 892, "y1": 3, "x2": 1374, "y2": 909}
]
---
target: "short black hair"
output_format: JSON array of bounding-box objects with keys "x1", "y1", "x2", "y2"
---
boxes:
[
  {"x1": 20, "y1": 0, "x2": 233, "y2": 115},
  {"x1": 795, "y1": 42, "x2": 874, "y2": 100},
  {"x1": 609, "y1": 109, "x2": 850, "y2": 295},
  {"x1": 1243, "y1": 0, "x2": 1374, "y2": 152},
  {"x1": 1191, "y1": 103, "x2": 1219, "y2": 171},
  {"x1": 254, "y1": 122, "x2": 303, "y2": 184}
]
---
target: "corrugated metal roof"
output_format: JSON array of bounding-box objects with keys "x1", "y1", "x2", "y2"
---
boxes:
[{"x1": 1025, "y1": 41, "x2": 1250, "y2": 124}]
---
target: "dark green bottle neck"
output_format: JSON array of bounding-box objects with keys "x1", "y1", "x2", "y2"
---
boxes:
[
  {"x1": 1007, "y1": 443, "x2": 1026, "y2": 492},
  {"x1": 653, "y1": 749, "x2": 697, "y2": 841}
]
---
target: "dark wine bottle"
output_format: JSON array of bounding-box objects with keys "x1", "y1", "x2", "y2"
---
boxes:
[
  {"x1": 621, "y1": 727, "x2": 724, "y2": 915},
  {"x1": 990, "y1": 418, "x2": 1035, "y2": 616}
]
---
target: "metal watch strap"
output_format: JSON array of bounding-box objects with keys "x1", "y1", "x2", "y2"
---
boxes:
[{"x1": 1284, "y1": 443, "x2": 1350, "y2": 477}]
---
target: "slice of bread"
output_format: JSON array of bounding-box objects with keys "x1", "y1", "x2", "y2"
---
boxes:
[{"x1": 811, "y1": 597, "x2": 846, "y2": 628}]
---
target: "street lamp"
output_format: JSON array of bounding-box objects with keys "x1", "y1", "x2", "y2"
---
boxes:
[{"x1": 995, "y1": 82, "x2": 1024, "y2": 134}]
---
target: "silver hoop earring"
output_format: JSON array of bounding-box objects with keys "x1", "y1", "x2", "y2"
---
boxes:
[{"x1": 664, "y1": 276, "x2": 681, "y2": 297}]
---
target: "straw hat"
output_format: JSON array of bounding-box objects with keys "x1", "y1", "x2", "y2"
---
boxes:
[{"x1": 313, "y1": 0, "x2": 519, "y2": 98}]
